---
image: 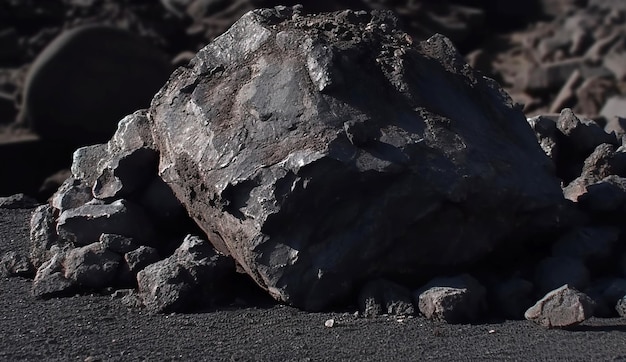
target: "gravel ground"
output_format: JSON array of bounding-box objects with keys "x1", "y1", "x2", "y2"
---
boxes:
[{"x1": 2, "y1": 207, "x2": 626, "y2": 361}]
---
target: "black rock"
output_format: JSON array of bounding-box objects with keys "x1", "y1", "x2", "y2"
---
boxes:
[
  {"x1": 149, "y1": 6, "x2": 565, "y2": 311},
  {"x1": 56, "y1": 199, "x2": 156, "y2": 246},
  {"x1": 358, "y1": 278, "x2": 415, "y2": 317}
]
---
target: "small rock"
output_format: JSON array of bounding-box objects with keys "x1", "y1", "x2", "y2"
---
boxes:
[
  {"x1": 124, "y1": 246, "x2": 160, "y2": 274},
  {"x1": 524, "y1": 58, "x2": 586, "y2": 92},
  {"x1": 71, "y1": 144, "x2": 108, "y2": 185},
  {"x1": 525, "y1": 285, "x2": 595, "y2": 328},
  {"x1": 51, "y1": 177, "x2": 93, "y2": 213},
  {"x1": 324, "y1": 318, "x2": 335, "y2": 328},
  {"x1": 358, "y1": 278, "x2": 415, "y2": 318},
  {"x1": 575, "y1": 77, "x2": 617, "y2": 117},
  {"x1": 136, "y1": 235, "x2": 235, "y2": 313},
  {"x1": 601, "y1": 96, "x2": 626, "y2": 122},
  {"x1": 99, "y1": 234, "x2": 138, "y2": 254},
  {"x1": 32, "y1": 252, "x2": 75, "y2": 298},
  {"x1": 557, "y1": 108, "x2": 618, "y2": 155},
  {"x1": 603, "y1": 52, "x2": 626, "y2": 81},
  {"x1": 92, "y1": 111, "x2": 159, "y2": 200},
  {"x1": 63, "y1": 243, "x2": 122, "y2": 288},
  {"x1": 137, "y1": 260, "x2": 194, "y2": 313},
  {"x1": 415, "y1": 274, "x2": 486, "y2": 324},
  {"x1": 0, "y1": 251, "x2": 34, "y2": 277}
]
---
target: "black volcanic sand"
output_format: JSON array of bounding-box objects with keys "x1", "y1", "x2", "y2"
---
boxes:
[{"x1": 2, "y1": 208, "x2": 626, "y2": 361}]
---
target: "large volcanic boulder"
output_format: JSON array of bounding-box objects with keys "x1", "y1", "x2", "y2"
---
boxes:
[{"x1": 149, "y1": 6, "x2": 566, "y2": 311}]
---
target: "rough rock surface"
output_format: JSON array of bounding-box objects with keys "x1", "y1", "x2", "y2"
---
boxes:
[
  {"x1": 150, "y1": 6, "x2": 566, "y2": 311},
  {"x1": 31, "y1": 250, "x2": 75, "y2": 298},
  {"x1": 137, "y1": 234, "x2": 234, "y2": 313},
  {"x1": 63, "y1": 242, "x2": 121, "y2": 288},
  {"x1": 525, "y1": 284, "x2": 596, "y2": 328},
  {"x1": 414, "y1": 274, "x2": 486, "y2": 323}
]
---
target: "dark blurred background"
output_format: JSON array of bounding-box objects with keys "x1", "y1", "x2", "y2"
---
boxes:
[{"x1": 1, "y1": 0, "x2": 624, "y2": 200}]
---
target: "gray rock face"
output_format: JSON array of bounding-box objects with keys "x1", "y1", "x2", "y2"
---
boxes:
[
  {"x1": 0, "y1": 251, "x2": 33, "y2": 277},
  {"x1": 64, "y1": 242, "x2": 121, "y2": 288},
  {"x1": 29, "y1": 204, "x2": 60, "y2": 269},
  {"x1": 136, "y1": 259, "x2": 192, "y2": 313},
  {"x1": 414, "y1": 274, "x2": 486, "y2": 323},
  {"x1": 563, "y1": 143, "x2": 626, "y2": 201},
  {"x1": 525, "y1": 285, "x2": 595, "y2": 328},
  {"x1": 91, "y1": 110, "x2": 159, "y2": 200},
  {"x1": 99, "y1": 234, "x2": 139, "y2": 255},
  {"x1": 51, "y1": 178, "x2": 93, "y2": 213},
  {"x1": 149, "y1": 6, "x2": 565, "y2": 310},
  {"x1": 557, "y1": 108, "x2": 618, "y2": 154},
  {"x1": 137, "y1": 235, "x2": 234, "y2": 313},
  {"x1": 125, "y1": 246, "x2": 160, "y2": 274},
  {"x1": 534, "y1": 256, "x2": 590, "y2": 296}
]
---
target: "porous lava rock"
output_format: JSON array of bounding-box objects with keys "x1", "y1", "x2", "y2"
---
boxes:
[{"x1": 149, "y1": 6, "x2": 566, "y2": 311}]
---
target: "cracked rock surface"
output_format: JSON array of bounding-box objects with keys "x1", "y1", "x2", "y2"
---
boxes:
[{"x1": 150, "y1": 6, "x2": 566, "y2": 310}]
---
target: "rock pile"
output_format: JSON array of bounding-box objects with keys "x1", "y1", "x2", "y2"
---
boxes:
[
  {"x1": 2, "y1": 7, "x2": 626, "y2": 330},
  {"x1": 474, "y1": 1, "x2": 626, "y2": 121},
  {"x1": 27, "y1": 110, "x2": 237, "y2": 313}
]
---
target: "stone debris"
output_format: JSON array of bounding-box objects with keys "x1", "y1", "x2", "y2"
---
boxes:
[
  {"x1": 525, "y1": 285, "x2": 595, "y2": 329},
  {"x1": 31, "y1": 250, "x2": 75, "y2": 298},
  {"x1": 63, "y1": 242, "x2": 121, "y2": 288}
]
